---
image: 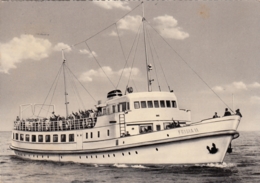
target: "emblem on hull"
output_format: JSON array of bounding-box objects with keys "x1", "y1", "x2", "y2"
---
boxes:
[{"x1": 206, "y1": 143, "x2": 218, "y2": 154}]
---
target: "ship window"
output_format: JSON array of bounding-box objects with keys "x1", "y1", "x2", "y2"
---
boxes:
[
  {"x1": 107, "y1": 129, "x2": 109, "y2": 136},
  {"x1": 26, "y1": 134, "x2": 30, "y2": 142},
  {"x1": 86, "y1": 133, "x2": 88, "y2": 139},
  {"x1": 154, "y1": 101, "x2": 159, "y2": 108},
  {"x1": 166, "y1": 100, "x2": 171, "y2": 108},
  {"x1": 53, "y1": 134, "x2": 58, "y2": 142},
  {"x1": 112, "y1": 105, "x2": 116, "y2": 113},
  {"x1": 38, "y1": 135, "x2": 43, "y2": 142},
  {"x1": 45, "y1": 135, "x2": 50, "y2": 142},
  {"x1": 32, "y1": 135, "x2": 36, "y2": 142},
  {"x1": 90, "y1": 132, "x2": 93, "y2": 138},
  {"x1": 147, "y1": 101, "x2": 153, "y2": 108},
  {"x1": 127, "y1": 102, "x2": 130, "y2": 110},
  {"x1": 98, "y1": 131, "x2": 100, "y2": 138},
  {"x1": 16, "y1": 133, "x2": 18, "y2": 140},
  {"x1": 160, "y1": 100, "x2": 165, "y2": 108},
  {"x1": 141, "y1": 101, "x2": 147, "y2": 108},
  {"x1": 134, "y1": 101, "x2": 140, "y2": 109},
  {"x1": 172, "y1": 101, "x2": 177, "y2": 108},
  {"x1": 156, "y1": 125, "x2": 161, "y2": 131},
  {"x1": 20, "y1": 134, "x2": 24, "y2": 141},
  {"x1": 140, "y1": 125, "x2": 153, "y2": 134},
  {"x1": 61, "y1": 134, "x2": 66, "y2": 142},
  {"x1": 69, "y1": 134, "x2": 74, "y2": 142}
]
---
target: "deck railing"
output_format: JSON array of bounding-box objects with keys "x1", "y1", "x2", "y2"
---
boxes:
[{"x1": 13, "y1": 118, "x2": 96, "y2": 132}]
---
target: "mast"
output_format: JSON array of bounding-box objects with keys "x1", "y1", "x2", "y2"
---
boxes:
[
  {"x1": 62, "y1": 50, "x2": 69, "y2": 118},
  {"x1": 142, "y1": 2, "x2": 152, "y2": 92}
]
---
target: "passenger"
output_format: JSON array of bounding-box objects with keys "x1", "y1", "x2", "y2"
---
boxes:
[
  {"x1": 223, "y1": 108, "x2": 231, "y2": 116},
  {"x1": 213, "y1": 112, "x2": 219, "y2": 118},
  {"x1": 59, "y1": 119, "x2": 63, "y2": 130},
  {"x1": 45, "y1": 119, "x2": 51, "y2": 131},
  {"x1": 125, "y1": 131, "x2": 130, "y2": 136},
  {"x1": 235, "y1": 109, "x2": 242, "y2": 117},
  {"x1": 176, "y1": 121, "x2": 181, "y2": 127},
  {"x1": 72, "y1": 111, "x2": 80, "y2": 119},
  {"x1": 16, "y1": 116, "x2": 20, "y2": 121}
]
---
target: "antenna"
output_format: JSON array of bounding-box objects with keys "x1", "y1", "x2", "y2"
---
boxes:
[{"x1": 62, "y1": 50, "x2": 69, "y2": 118}]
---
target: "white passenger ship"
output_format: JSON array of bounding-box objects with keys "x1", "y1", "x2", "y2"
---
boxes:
[{"x1": 10, "y1": 2, "x2": 241, "y2": 165}]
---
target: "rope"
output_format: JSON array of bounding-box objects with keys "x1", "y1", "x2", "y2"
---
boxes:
[
  {"x1": 145, "y1": 20, "x2": 234, "y2": 113},
  {"x1": 65, "y1": 65, "x2": 86, "y2": 110},
  {"x1": 116, "y1": 22, "x2": 143, "y2": 90},
  {"x1": 126, "y1": 25, "x2": 142, "y2": 89},
  {"x1": 73, "y1": 2, "x2": 143, "y2": 47},
  {"x1": 65, "y1": 65, "x2": 96, "y2": 102},
  {"x1": 36, "y1": 64, "x2": 63, "y2": 118},
  {"x1": 84, "y1": 42, "x2": 116, "y2": 89}
]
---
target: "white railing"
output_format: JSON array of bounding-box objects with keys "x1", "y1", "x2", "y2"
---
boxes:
[{"x1": 13, "y1": 118, "x2": 96, "y2": 132}]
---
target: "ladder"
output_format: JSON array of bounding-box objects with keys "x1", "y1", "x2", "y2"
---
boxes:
[{"x1": 119, "y1": 114, "x2": 126, "y2": 137}]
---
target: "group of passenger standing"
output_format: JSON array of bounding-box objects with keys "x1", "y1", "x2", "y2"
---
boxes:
[{"x1": 213, "y1": 108, "x2": 242, "y2": 118}]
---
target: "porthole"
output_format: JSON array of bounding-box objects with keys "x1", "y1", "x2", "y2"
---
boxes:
[
  {"x1": 91, "y1": 155, "x2": 92, "y2": 158},
  {"x1": 96, "y1": 155, "x2": 97, "y2": 158},
  {"x1": 167, "y1": 134, "x2": 169, "y2": 137},
  {"x1": 42, "y1": 155, "x2": 44, "y2": 158},
  {"x1": 156, "y1": 148, "x2": 158, "y2": 151},
  {"x1": 113, "y1": 154, "x2": 115, "y2": 157},
  {"x1": 122, "y1": 153, "x2": 124, "y2": 156},
  {"x1": 86, "y1": 156, "x2": 88, "y2": 158},
  {"x1": 128, "y1": 152, "x2": 131, "y2": 155},
  {"x1": 47, "y1": 156, "x2": 49, "y2": 158},
  {"x1": 103, "y1": 155, "x2": 105, "y2": 158},
  {"x1": 135, "y1": 151, "x2": 138, "y2": 154},
  {"x1": 79, "y1": 156, "x2": 81, "y2": 159},
  {"x1": 61, "y1": 156, "x2": 62, "y2": 159},
  {"x1": 123, "y1": 141, "x2": 125, "y2": 144},
  {"x1": 108, "y1": 154, "x2": 110, "y2": 157}
]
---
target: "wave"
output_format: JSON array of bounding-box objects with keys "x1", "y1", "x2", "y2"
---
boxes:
[
  {"x1": 131, "y1": 164, "x2": 148, "y2": 169},
  {"x1": 113, "y1": 163, "x2": 129, "y2": 168},
  {"x1": 198, "y1": 162, "x2": 237, "y2": 168}
]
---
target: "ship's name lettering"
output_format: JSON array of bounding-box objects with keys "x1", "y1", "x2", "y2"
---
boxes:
[{"x1": 178, "y1": 128, "x2": 199, "y2": 135}]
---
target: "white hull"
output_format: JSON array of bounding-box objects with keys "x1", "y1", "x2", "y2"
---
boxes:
[{"x1": 13, "y1": 134, "x2": 234, "y2": 164}]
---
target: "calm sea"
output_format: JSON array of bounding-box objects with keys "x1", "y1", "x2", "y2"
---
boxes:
[{"x1": 0, "y1": 131, "x2": 260, "y2": 183}]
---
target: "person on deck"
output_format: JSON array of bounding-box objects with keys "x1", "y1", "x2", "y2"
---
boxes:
[
  {"x1": 235, "y1": 109, "x2": 242, "y2": 117},
  {"x1": 223, "y1": 108, "x2": 231, "y2": 116},
  {"x1": 213, "y1": 112, "x2": 219, "y2": 118}
]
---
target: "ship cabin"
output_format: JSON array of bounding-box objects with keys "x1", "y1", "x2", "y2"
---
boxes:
[{"x1": 12, "y1": 90, "x2": 191, "y2": 148}]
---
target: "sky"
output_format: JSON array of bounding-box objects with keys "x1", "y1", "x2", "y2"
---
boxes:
[{"x1": 0, "y1": 1, "x2": 259, "y2": 131}]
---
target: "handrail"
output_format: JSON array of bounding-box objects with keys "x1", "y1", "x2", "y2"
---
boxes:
[{"x1": 13, "y1": 118, "x2": 96, "y2": 132}]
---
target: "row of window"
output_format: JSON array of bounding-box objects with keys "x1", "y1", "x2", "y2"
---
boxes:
[
  {"x1": 14, "y1": 130, "x2": 111, "y2": 142},
  {"x1": 13, "y1": 133, "x2": 74, "y2": 143},
  {"x1": 134, "y1": 100, "x2": 177, "y2": 109},
  {"x1": 102, "y1": 102, "x2": 130, "y2": 115},
  {"x1": 86, "y1": 130, "x2": 110, "y2": 139}
]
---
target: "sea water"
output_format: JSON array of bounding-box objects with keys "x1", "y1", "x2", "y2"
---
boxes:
[{"x1": 1, "y1": 131, "x2": 260, "y2": 183}]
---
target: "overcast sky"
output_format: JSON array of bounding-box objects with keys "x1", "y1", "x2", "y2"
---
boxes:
[{"x1": 0, "y1": 1, "x2": 259, "y2": 131}]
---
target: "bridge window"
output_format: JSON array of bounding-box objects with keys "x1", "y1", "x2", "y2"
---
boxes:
[
  {"x1": 98, "y1": 131, "x2": 100, "y2": 138},
  {"x1": 107, "y1": 129, "x2": 110, "y2": 136},
  {"x1": 32, "y1": 135, "x2": 36, "y2": 142},
  {"x1": 127, "y1": 102, "x2": 130, "y2": 110},
  {"x1": 134, "y1": 101, "x2": 140, "y2": 109},
  {"x1": 147, "y1": 101, "x2": 153, "y2": 108},
  {"x1": 16, "y1": 133, "x2": 18, "y2": 140},
  {"x1": 20, "y1": 134, "x2": 24, "y2": 141},
  {"x1": 86, "y1": 133, "x2": 88, "y2": 139},
  {"x1": 46, "y1": 135, "x2": 50, "y2": 142},
  {"x1": 26, "y1": 134, "x2": 30, "y2": 142},
  {"x1": 90, "y1": 132, "x2": 93, "y2": 138},
  {"x1": 53, "y1": 134, "x2": 58, "y2": 142},
  {"x1": 154, "y1": 101, "x2": 159, "y2": 108},
  {"x1": 166, "y1": 100, "x2": 171, "y2": 108},
  {"x1": 160, "y1": 100, "x2": 165, "y2": 108},
  {"x1": 38, "y1": 135, "x2": 43, "y2": 142},
  {"x1": 61, "y1": 134, "x2": 66, "y2": 142},
  {"x1": 141, "y1": 101, "x2": 147, "y2": 108},
  {"x1": 172, "y1": 101, "x2": 177, "y2": 108},
  {"x1": 69, "y1": 134, "x2": 74, "y2": 142}
]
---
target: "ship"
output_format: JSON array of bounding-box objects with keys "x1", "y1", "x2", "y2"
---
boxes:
[{"x1": 10, "y1": 2, "x2": 241, "y2": 165}]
